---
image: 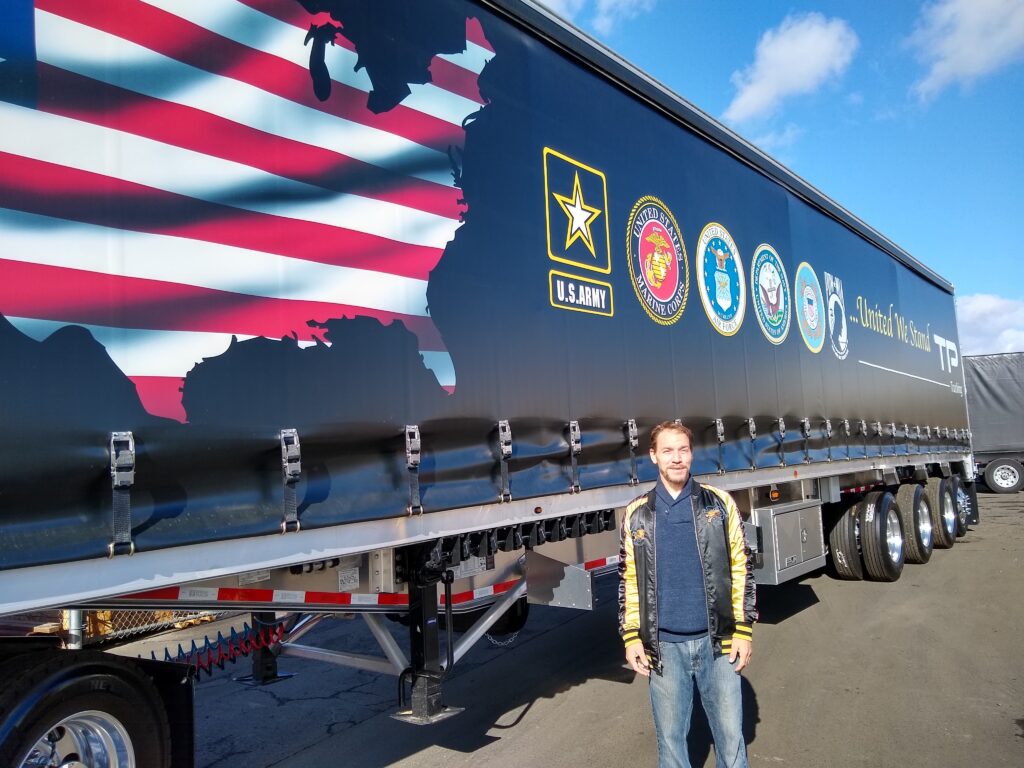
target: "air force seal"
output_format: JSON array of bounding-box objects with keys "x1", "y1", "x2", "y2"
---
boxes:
[
  {"x1": 626, "y1": 197, "x2": 689, "y2": 326},
  {"x1": 696, "y1": 223, "x2": 745, "y2": 336},
  {"x1": 824, "y1": 271, "x2": 849, "y2": 360},
  {"x1": 751, "y1": 244, "x2": 790, "y2": 345},
  {"x1": 795, "y1": 262, "x2": 825, "y2": 353}
]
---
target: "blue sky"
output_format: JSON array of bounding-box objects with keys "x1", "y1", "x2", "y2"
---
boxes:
[{"x1": 537, "y1": 0, "x2": 1024, "y2": 355}]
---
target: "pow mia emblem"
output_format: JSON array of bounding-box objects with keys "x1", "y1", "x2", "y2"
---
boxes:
[
  {"x1": 626, "y1": 197, "x2": 689, "y2": 326},
  {"x1": 824, "y1": 271, "x2": 849, "y2": 360}
]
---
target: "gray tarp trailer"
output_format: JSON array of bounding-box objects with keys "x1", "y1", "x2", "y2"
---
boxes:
[
  {"x1": 965, "y1": 353, "x2": 1024, "y2": 493},
  {"x1": 0, "y1": 0, "x2": 976, "y2": 764}
]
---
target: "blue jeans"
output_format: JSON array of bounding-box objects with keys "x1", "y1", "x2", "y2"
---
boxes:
[{"x1": 649, "y1": 636, "x2": 748, "y2": 768}]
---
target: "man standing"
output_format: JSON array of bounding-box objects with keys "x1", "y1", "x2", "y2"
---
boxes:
[{"x1": 618, "y1": 420, "x2": 756, "y2": 768}]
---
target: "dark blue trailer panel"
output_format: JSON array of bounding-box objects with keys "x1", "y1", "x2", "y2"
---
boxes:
[{"x1": 0, "y1": 0, "x2": 969, "y2": 573}]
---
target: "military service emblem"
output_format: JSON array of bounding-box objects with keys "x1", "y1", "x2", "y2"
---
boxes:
[
  {"x1": 824, "y1": 271, "x2": 849, "y2": 360},
  {"x1": 795, "y1": 261, "x2": 825, "y2": 353},
  {"x1": 751, "y1": 244, "x2": 790, "y2": 345},
  {"x1": 696, "y1": 223, "x2": 745, "y2": 336},
  {"x1": 626, "y1": 196, "x2": 689, "y2": 326}
]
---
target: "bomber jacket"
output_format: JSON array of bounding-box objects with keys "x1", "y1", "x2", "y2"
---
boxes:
[{"x1": 617, "y1": 482, "x2": 757, "y2": 673}]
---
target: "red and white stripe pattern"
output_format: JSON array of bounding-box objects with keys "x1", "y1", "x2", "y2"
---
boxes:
[
  {"x1": 120, "y1": 557, "x2": 619, "y2": 607},
  {"x1": 583, "y1": 554, "x2": 620, "y2": 571},
  {"x1": 1, "y1": 0, "x2": 492, "y2": 420}
]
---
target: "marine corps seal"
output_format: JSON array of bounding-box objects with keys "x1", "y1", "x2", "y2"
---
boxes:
[{"x1": 626, "y1": 196, "x2": 689, "y2": 326}]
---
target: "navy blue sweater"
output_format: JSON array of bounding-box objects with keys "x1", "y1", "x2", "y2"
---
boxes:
[{"x1": 654, "y1": 477, "x2": 710, "y2": 640}]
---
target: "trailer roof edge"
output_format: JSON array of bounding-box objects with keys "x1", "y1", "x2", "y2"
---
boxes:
[{"x1": 481, "y1": 0, "x2": 955, "y2": 295}]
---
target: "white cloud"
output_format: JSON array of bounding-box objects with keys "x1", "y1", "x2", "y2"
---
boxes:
[
  {"x1": 909, "y1": 0, "x2": 1024, "y2": 100},
  {"x1": 593, "y1": 0, "x2": 655, "y2": 36},
  {"x1": 956, "y1": 293, "x2": 1024, "y2": 355},
  {"x1": 538, "y1": 0, "x2": 586, "y2": 21},
  {"x1": 752, "y1": 122, "x2": 804, "y2": 152},
  {"x1": 536, "y1": 0, "x2": 655, "y2": 35},
  {"x1": 724, "y1": 13, "x2": 859, "y2": 124}
]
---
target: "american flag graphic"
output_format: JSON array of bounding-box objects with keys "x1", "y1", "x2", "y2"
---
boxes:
[{"x1": 0, "y1": 0, "x2": 490, "y2": 421}]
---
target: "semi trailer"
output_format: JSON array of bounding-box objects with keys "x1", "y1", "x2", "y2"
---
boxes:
[
  {"x1": 964, "y1": 353, "x2": 1024, "y2": 493},
  {"x1": 0, "y1": 1, "x2": 976, "y2": 765}
]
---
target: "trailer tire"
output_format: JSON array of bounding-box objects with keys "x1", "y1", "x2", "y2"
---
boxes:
[
  {"x1": 949, "y1": 476, "x2": 970, "y2": 537},
  {"x1": 0, "y1": 650, "x2": 171, "y2": 768},
  {"x1": 857, "y1": 491, "x2": 904, "y2": 582},
  {"x1": 827, "y1": 501, "x2": 863, "y2": 580},
  {"x1": 925, "y1": 477, "x2": 956, "y2": 549},
  {"x1": 895, "y1": 483, "x2": 933, "y2": 564},
  {"x1": 983, "y1": 458, "x2": 1024, "y2": 494}
]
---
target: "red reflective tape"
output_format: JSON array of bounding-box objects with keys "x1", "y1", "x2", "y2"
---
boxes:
[
  {"x1": 492, "y1": 579, "x2": 518, "y2": 594},
  {"x1": 302, "y1": 591, "x2": 351, "y2": 605},
  {"x1": 376, "y1": 593, "x2": 410, "y2": 606}
]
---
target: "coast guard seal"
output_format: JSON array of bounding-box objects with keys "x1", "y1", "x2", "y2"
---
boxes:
[
  {"x1": 626, "y1": 197, "x2": 688, "y2": 326},
  {"x1": 794, "y1": 261, "x2": 825, "y2": 353},
  {"x1": 696, "y1": 223, "x2": 745, "y2": 336},
  {"x1": 750, "y1": 244, "x2": 790, "y2": 344}
]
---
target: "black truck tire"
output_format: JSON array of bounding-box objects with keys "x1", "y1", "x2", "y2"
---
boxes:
[
  {"x1": 925, "y1": 477, "x2": 956, "y2": 549},
  {"x1": 895, "y1": 483, "x2": 933, "y2": 564},
  {"x1": 857, "y1": 491, "x2": 904, "y2": 582},
  {"x1": 827, "y1": 500, "x2": 864, "y2": 580},
  {"x1": 949, "y1": 476, "x2": 970, "y2": 536},
  {"x1": 0, "y1": 650, "x2": 171, "y2": 768},
  {"x1": 983, "y1": 458, "x2": 1024, "y2": 494}
]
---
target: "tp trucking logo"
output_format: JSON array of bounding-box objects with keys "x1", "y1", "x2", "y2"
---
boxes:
[
  {"x1": 795, "y1": 262, "x2": 825, "y2": 353},
  {"x1": 625, "y1": 196, "x2": 689, "y2": 325},
  {"x1": 751, "y1": 244, "x2": 790, "y2": 344},
  {"x1": 824, "y1": 271, "x2": 849, "y2": 360},
  {"x1": 696, "y1": 223, "x2": 745, "y2": 336}
]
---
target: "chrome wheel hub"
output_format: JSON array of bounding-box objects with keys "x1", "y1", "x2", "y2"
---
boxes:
[
  {"x1": 991, "y1": 465, "x2": 1020, "y2": 490},
  {"x1": 885, "y1": 508, "x2": 903, "y2": 563},
  {"x1": 918, "y1": 498, "x2": 933, "y2": 549},
  {"x1": 942, "y1": 493, "x2": 956, "y2": 536},
  {"x1": 17, "y1": 711, "x2": 135, "y2": 768}
]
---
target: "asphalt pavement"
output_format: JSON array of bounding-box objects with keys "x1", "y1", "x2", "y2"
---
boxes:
[{"x1": 120, "y1": 490, "x2": 1024, "y2": 767}]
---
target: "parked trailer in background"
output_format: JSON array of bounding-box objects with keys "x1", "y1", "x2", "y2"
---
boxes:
[
  {"x1": 0, "y1": 1, "x2": 976, "y2": 765},
  {"x1": 965, "y1": 353, "x2": 1024, "y2": 493}
]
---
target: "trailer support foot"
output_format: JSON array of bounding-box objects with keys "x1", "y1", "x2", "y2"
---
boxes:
[
  {"x1": 234, "y1": 612, "x2": 295, "y2": 686},
  {"x1": 393, "y1": 546, "x2": 463, "y2": 724}
]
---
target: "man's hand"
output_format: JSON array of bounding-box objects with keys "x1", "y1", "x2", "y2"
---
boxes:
[
  {"x1": 625, "y1": 641, "x2": 651, "y2": 677},
  {"x1": 729, "y1": 637, "x2": 752, "y2": 673}
]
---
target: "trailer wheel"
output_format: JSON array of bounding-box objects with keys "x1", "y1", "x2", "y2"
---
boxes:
[
  {"x1": 894, "y1": 483, "x2": 933, "y2": 564},
  {"x1": 949, "y1": 476, "x2": 970, "y2": 537},
  {"x1": 857, "y1": 491, "x2": 904, "y2": 581},
  {"x1": 0, "y1": 650, "x2": 171, "y2": 768},
  {"x1": 925, "y1": 477, "x2": 956, "y2": 549},
  {"x1": 983, "y1": 458, "x2": 1024, "y2": 494},
  {"x1": 827, "y1": 501, "x2": 863, "y2": 580}
]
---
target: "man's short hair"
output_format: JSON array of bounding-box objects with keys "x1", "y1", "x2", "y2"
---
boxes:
[{"x1": 649, "y1": 420, "x2": 694, "y2": 451}]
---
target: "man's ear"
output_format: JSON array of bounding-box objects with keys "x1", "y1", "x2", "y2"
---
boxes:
[{"x1": 649, "y1": 450, "x2": 658, "y2": 465}]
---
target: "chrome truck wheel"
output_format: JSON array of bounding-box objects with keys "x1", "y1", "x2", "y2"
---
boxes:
[
  {"x1": 0, "y1": 651, "x2": 171, "y2": 768},
  {"x1": 925, "y1": 477, "x2": 956, "y2": 549},
  {"x1": 17, "y1": 711, "x2": 134, "y2": 768},
  {"x1": 858, "y1": 491, "x2": 904, "y2": 582},
  {"x1": 896, "y1": 481, "x2": 933, "y2": 564}
]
